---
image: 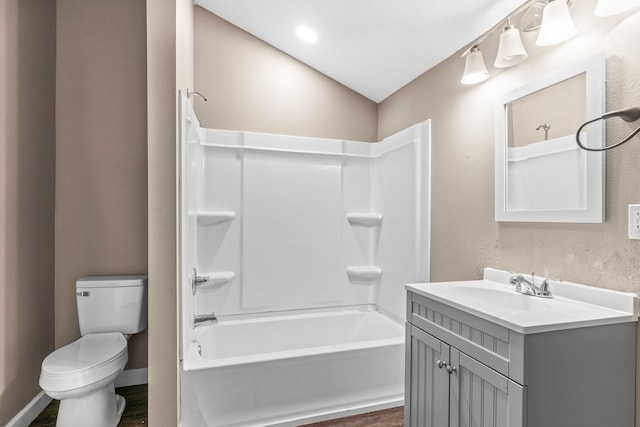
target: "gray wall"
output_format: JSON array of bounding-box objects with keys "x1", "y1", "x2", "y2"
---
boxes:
[
  {"x1": 194, "y1": 7, "x2": 378, "y2": 142},
  {"x1": 379, "y1": 0, "x2": 640, "y2": 292},
  {"x1": 147, "y1": 0, "x2": 194, "y2": 423},
  {"x1": 56, "y1": 0, "x2": 148, "y2": 369},
  {"x1": 378, "y1": 2, "x2": 640, "y2": 420},
  {"x1": 0, "y1": 0, "x2": 56, "y2": 424}
]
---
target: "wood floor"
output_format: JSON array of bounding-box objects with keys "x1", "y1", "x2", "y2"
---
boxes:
[
  {"x1": 29, "y1": 384, "x2": 148, "y2": 427},
  {"x1": 30, "y1": 384, "x2": 403, "y2": 426},
  {"x1": 303, "y1": 407, "x2": 404, "y2": 427}
]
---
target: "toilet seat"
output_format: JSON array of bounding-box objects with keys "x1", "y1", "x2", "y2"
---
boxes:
[{"x1": 40, "y1": 332, "x2": 128, "y2": 393}]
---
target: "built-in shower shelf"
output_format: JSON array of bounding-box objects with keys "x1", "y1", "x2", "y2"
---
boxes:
[
  {"x1": 346, "y1": 266, "x2": 382, "y2": 281},
  {"x1": 346, "y1": 213, "x2": 383, "y2": 227},
  {"x1": 192, "y1": 211, "x2": 236, "y2": 226}
]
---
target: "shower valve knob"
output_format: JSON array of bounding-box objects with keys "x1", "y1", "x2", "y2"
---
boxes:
[{"x1": 191, "y1": 268, "x2": 210, "y2": 295}]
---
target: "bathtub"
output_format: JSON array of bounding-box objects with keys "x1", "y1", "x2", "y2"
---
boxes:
[{"x1": 180, "y1": 308, "x2": 405, "y2": 427}]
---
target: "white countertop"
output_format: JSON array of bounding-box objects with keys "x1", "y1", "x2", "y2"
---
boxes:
[{"x1": 406, "y1": 268, "x2": 638, "y2": 334}]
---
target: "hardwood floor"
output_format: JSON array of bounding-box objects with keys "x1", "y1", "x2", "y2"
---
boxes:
[
  {"x1": 29, "y1": 384, "x2": 148, "y2": 427},
  {"x1": 30, "y1": 386, "x2": 402, "y2": 427},
  {"x1": 303, "y1": 407, "x2": 404, "y2": 427}
]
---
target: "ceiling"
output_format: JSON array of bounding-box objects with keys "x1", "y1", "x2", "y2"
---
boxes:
[{"x1": 195, "y1": 0, "x2": 528, "y2": 103}]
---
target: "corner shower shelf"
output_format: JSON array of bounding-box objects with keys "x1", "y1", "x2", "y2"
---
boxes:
[
  {"x1": 346, "y1": 213, "x2": 383, "y2": 227},
  {"x1": 191, "y1": 211, "x2": 236, "y2": 226},
  {"x1": 346, "y1": 266, "x2": 382, "y2": 281}
]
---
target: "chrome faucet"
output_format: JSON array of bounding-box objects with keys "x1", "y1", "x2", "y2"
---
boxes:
[
  {"x1": 536, "y1": 123, "x2": 551, "y2": 140},
  {"x1": 192, "y1": 267, "x2": 210, "y2": 295},
  {"x1": 509, "y1": 273, "x2": 553, "y2": 298},
  {"x1": 194, "y1": 312, "x2": 218, "y2": 327}
]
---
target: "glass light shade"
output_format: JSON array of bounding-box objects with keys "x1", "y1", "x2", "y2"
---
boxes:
[
  {"x1": 536, "y1": 0, "x2": 577, "y2": 46},
  {"x1": 494, "y1": 25, "x2": 529, "y2": 68},
  {"x1": 594, "y1": 0, "x2": 640, "y2": 15},
  {"x1": 461, "y1": 47, "x2": 489, "y2": 85}
]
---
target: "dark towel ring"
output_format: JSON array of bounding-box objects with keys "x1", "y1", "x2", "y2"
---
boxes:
[{"x1": 576, "y1": 107, "x2": 640, "y2": 151}]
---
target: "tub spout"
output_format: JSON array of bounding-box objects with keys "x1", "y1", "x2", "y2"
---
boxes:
[{"x1": 194, "y1": 312, "x2": 218, "y2": 327}]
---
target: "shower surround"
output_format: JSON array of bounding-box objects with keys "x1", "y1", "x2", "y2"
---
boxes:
[{"x1": 179, "y1": 93, "x2": 430, "y2": 426}]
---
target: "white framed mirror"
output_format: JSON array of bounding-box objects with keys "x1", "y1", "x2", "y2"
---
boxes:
[{"x1": 495, "y1": 53, "x2": 605, "y2": 223}]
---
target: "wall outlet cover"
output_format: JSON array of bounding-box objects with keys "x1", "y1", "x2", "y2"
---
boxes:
[{"x1": 628, "y1": 204, "x2": 640, "y2": 240}]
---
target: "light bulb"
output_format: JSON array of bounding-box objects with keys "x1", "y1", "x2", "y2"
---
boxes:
[{"x1": 296, "y1": 25, "x2": 318, "y2": 43}]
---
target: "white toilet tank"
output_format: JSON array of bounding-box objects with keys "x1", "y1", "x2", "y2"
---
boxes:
[{"x1": 76, "y1": 275, "x2": 148, "y2": 336}]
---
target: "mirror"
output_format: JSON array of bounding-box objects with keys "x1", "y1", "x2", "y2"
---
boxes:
[{"x1": 495, "y1": 53, "x2": 605, "y2": 223}]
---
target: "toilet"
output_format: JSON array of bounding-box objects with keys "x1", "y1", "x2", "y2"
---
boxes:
[{"x1": 39, "y1": 275, "x2": 148, "y2": 427}]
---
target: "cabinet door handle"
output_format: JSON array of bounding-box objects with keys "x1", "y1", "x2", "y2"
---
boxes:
[
  {"x1": 446, "y1": 364, "x2": 457, "y2": 374},
  {"x1": 437, "y1": 360, "x2": 446, "y2": 369}
]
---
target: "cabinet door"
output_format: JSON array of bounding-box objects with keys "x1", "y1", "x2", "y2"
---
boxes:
[
  {"x1": 449, "y1": 348, "x2": 526, "y2": 427},
  {"x1": 405, "y1": 324, "x2": 450, "y2": 427}
]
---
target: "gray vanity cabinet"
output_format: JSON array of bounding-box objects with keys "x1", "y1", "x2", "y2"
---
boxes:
[
  {"x1": 405, "y1": 324, "x2": 449, "y2": 426},
  {"x1": 406, "y1": 324, "x2": 524, "y2": 427},
  {"x1": 405, "y1": 290, "x2": 636, "y2": 427}
]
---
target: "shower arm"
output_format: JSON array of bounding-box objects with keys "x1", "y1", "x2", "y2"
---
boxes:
[
  {"x1": 187, "y1": 88, "x2": 208, "y2": 102},
  {"x1": 576, "y1": 107, "x2": 640, "y2": 152}
]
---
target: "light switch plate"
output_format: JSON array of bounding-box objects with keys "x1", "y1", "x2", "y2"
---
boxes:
[{"x1": 628, "y1": 204, "x2": 640, "y2": 240}]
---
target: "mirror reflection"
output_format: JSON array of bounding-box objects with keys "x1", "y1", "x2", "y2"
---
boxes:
[
  {"x1": 495, "y1": 54, "x2": 605, "y2": 223},
  {"x1": 507, "y1": 73, "x2": 586, "y2": 147}
]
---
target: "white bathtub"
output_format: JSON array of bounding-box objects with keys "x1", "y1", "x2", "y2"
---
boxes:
[{"x1": 180, "y1": 308, "x2": 405, "y2": 427}]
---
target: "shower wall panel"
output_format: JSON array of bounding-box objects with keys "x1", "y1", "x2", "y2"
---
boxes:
[
  {"x1": 242, "y1": 150, "x2": 343, "y2": 309},
  {"x1": 180, "y1": 95, "x2": 431, "y2": 350},
  {"x1": 377, "y1": 144, "x2": 419, "y2": 320}
]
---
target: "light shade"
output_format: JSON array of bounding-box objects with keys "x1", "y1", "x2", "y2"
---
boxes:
[
  {"x1": 461, "y1": 46, "x2": 490, "y2": 85},
  {"x1": 494, "y1": 24, "x2": 528, "y2": 68},
  {"x1": 536, "y1": 0, "x2": 577, "y2": 46},
  {"x1": 594, "y1": 0, "x2": 640, "y2": 15}
]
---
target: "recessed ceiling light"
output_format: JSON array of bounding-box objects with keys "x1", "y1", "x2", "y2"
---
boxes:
[{"x1": 296, "y1": 25, "x2": 318, "y2": 43}]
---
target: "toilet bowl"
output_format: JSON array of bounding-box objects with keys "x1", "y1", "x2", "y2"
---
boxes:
[
  {"x1": 40, "y1": 333, "x2": 128, "y2": 427},
  {"x1": 39, "y1": 275, "x2": 147, "y2": 427}
]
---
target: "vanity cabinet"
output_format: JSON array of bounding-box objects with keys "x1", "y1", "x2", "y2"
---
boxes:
[
  {"x1": 406, "y1": 324, "x2": 524, "y2": 427},
  {"x1": 405, "y1": 290, "x2": 636, "y2": 427}
]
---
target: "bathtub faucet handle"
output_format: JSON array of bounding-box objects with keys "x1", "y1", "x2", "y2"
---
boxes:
[{"x1": 192, "y1": 267, "x2": 210, "y2": 295}]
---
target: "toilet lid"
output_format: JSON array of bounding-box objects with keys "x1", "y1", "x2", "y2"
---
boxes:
[{"x1": 40, "y1": 333, "x2": 128, "y2": 392}]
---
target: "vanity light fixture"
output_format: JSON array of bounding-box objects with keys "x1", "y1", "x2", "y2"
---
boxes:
[
  {"x1": 460, "y1": 0, "x2": 578, "y2": 87},
  {"x1": 494, "y1": 19, "x2": 528, "y2": 68},
  {"x1": 536, "y1": 0, "x2": 577, "y2": 46},
  {"x1": 296, "y1": 25, "x2": 318, "y2": 43},
  {"x1": 594, "y1": 0, "x2": 640, "y2": 16},
  {"x1": 461, "y1": 45, "x2": 490, "y2": 85}
]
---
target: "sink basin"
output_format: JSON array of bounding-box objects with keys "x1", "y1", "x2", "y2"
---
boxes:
[
  {"x1": 436, "y1": 286, "x2": 555, "y2": 312},
  {"x1": 406, "y1": 268, "x2": 638, "y2": 334}
]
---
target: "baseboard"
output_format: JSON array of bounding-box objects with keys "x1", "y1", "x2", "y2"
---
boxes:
[
  {"x1": 115, "y1": 367, "x2": 149, "y2": 388},
  {"x1": 5, "y1": 391, "x2": 52, "y2": 427}
]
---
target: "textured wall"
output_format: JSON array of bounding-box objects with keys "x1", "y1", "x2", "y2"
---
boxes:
[
  {"x1": 194, "y1": 7, "x2": 378, "y2": 142},
  {"x1": 379, "y1": 4, "x2": 640, "y2": 422},
  {"x1": 56, "y1": 0, "x2": 148, "y2": 369},
  {"x1": 379, "y1": 0, "x2": 640, "y2": 292},
  {"x1": 0, "y1": 0, "x2": 55, "y2": 424}
]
